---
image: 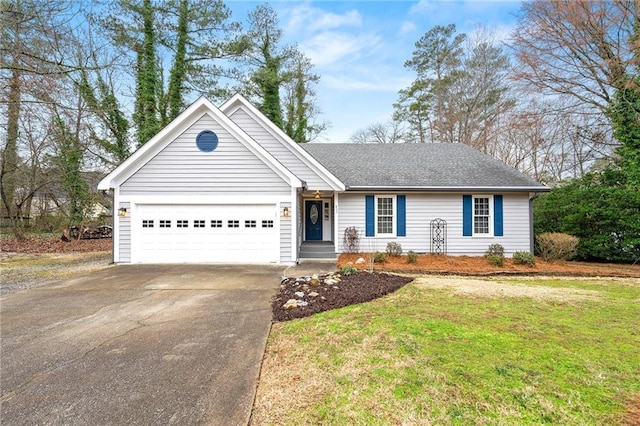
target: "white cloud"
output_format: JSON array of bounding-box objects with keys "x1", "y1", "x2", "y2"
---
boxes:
[
  {"x1": 399, "y1": 20, "x2": 417, "y2": 35},
  {"x1": 301, "y1": 31, "x2": 381, "y2": 68},
  {"x1": 311, "y1": 9, "x2": 362, "y2": 32},
  {"x1": 286, "y1": 3, "x2": 362, "y2": 34},
  {"x1": 409, "y1": 0, "x2": 439, "y2": 15},
  {"x1": 323, "y1": 73, "x2": 410, "y2": 92}
]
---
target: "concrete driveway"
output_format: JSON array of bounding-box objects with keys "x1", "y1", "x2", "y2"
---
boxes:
[{"x1": 1, "y1": 264, "x2": 282, "y2": 425}]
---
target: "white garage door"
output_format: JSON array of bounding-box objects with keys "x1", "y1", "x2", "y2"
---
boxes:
[{"x1": 133, "y1": 204, "x2": 278, "y2": 263}]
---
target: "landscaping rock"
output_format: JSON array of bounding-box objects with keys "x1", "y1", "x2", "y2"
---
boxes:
[
  {"x1": 309, "y1": 274, "x2": 320, "y2": 287},
  {"x1": 282, "y1": 299, "x2": 298, "y2": 310},
  {"x1": 273, "y1": 272, "x2": 414, "y2": 322}
]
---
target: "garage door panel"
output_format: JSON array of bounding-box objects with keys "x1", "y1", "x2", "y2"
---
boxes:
[{"x1": 134, "y1": 204, "x2": 278, "y2": 263}]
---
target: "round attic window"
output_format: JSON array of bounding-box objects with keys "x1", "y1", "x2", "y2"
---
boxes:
[{"x1": 196, "y1": 130, "x2": 219, "y2": 152}]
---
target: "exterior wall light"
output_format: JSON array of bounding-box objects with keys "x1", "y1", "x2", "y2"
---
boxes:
[
  {"x1": 283, "y1": 207, "x2": 290, "y2": 217},
  {"x1": 314, "y1": 190, "x2": 321, "y2": 199},
  {"x1": 118, "y1": 207, "x2": 128, "y2": 217}
]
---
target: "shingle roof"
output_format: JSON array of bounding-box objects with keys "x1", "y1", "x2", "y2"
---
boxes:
[{"x1": 302, "y1": 143, "x2": 548, "y2": 191}]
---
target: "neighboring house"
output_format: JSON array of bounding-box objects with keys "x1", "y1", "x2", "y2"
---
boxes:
[{"x1": 98, "y1": 95, "x2": 549, "y2": 264}]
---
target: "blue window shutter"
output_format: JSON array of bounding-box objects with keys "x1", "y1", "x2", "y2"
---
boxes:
[
  {"x1": 365, "y1": 195, "x2": 375, "y2": 237},
  {"x1": 494, "y1": 195, "x2": 504, "y2": 236},
  {"x1": 462, "y1": 195, "x2": 472, "y2": 236},
  {"x1": 397, "y1": 195, "x2": 406, "y2": 237}
]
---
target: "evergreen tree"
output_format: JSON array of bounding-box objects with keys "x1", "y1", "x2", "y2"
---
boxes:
[
  {"x1": 241, "y1": 4, "x2": 326, "y2": 142},
  {"x1": 244, "y1": 4, "x2": 286, "y2": 127},
  {"x1": 98, "y1": 0, "x2": 242, "y2": 146},
  {"x1": 282, "y1": 52, "x2": 326, "y2": 143},
  {"x1": 132, "y1": 0, "x2": 160, "y2": 146},
  {"x1": 394, "y1": 24, "x2": 513, "y2": 145},
  {"x1": 608, "y1": 76, "x2": 640, "y2": 185}
]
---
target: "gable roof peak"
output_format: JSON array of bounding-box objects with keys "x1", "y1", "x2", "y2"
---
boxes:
[{"x1": 98, "y1": 94, "x2": 302, "y2": 190}]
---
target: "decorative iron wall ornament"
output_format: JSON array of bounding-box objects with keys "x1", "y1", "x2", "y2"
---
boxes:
[{"x1": 430, "y1": 218, "x2": 447, "y2": 255}]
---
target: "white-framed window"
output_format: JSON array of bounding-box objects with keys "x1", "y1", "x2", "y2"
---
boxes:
[
  {"x1": 261, "y1": 220, "x2": 274, "y2": 228},
  {"x1": 142, "y1": 219, "x2": 154, "y2": 228},
  {"x1": 245, "y1": 220, "x2": 256, "y2": 228},
  {"x1": 177, "y1": 219, "x2": 188, "y2": 228},
  {"x1": 473, "y1": 195, "x2": 492, "y2": 235},
  {"x1": 159, "y1": 220, "x2": 171, "y2": 228},
  {"x1": 228, "y1": 220, "x2": 239, "y2": 228},
  {"x1": 211, "y1": 220, "x2": 222, "y2": 228},
  {"x1": 194, "y1": 220, "x2": 205, "y2": 228},
  {"x1": 376, "y1": 195, "x2": 395, "y2": 236}
]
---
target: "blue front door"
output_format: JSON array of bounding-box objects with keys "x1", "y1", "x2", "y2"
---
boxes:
[{"x1": 305, "y1": 200, "x2": 323, "y2": 241}]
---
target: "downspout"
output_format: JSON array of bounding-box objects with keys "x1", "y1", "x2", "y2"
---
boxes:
[{"x1": 529, "y1": 193, "x2": 539, "y2": 254}]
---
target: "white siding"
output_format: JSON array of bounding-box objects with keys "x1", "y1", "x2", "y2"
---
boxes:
[
  {"x1": 280, "y1": 201, "x2": 292, "y2": 263},
  {"x1": 229, "y1": 108, "x2": 333, "y2": 190},
  {"x1": 118, "y1": 202, "x2": 131, "y2": 263},
  {"x1": 336, "y1": 192, "x2": 532, "y2": 256},
  {"x1": 121, "y1": 114, "x2": 290, "y2": 196}
]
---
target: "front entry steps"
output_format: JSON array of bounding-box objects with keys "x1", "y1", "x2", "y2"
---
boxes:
[{"x1": 299, "y1": 241, "x2": 336, "y2": 260}]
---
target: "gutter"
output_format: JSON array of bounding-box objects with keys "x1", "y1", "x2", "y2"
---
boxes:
[{"x1": 345, "y1": 186, "x2": 551, "y2": 193}]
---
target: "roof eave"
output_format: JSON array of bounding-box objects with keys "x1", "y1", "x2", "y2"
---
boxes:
[
  {"x1": 220, "y1": 95, "x2": 346, "y2": 192},
  {"x1": 345, "y1": 185, "x2": 551, "y2": 193}
]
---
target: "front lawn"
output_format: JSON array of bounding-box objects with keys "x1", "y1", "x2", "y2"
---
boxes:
[{"x1": 252, "y1": 276, "x2": 640, "y2": 425}]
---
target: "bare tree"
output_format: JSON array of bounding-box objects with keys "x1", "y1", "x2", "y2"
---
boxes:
[
  {"x1": 349, "y1": 122, "x2": 405, "y2": 144},
  {"x1": 511, "y1": 0, "x2": 638, "y2": 114},
  {"x1": 1, "y1": 0, "x2": 83, "y2": 236},
  {"x1": 493, "y1": 98, "x2": 616, "y2": 184}
]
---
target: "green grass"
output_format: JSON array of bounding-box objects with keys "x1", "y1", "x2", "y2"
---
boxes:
[{"x1": 254, "y1": 277, "x2": 640, "y2": 425}]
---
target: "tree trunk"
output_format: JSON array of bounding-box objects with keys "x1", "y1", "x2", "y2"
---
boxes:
[{"x1": 1, "y1": 45, "x2": 23, "y2": 238}]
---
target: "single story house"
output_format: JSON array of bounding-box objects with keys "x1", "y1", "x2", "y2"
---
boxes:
[{"x1": 98, "y1": 95, "x2": 549, "y2": 264}]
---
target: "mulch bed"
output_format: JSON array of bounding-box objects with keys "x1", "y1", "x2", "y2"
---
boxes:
[
  {"x1": 338, "y1": 253, "x2": 640, "y2": 278},
  {"x1": 1, "y1": 237, "x2": 112, "y2": 253},
  {"x1": 273, "y1": 272, "x2": 413, "y2": 322}
]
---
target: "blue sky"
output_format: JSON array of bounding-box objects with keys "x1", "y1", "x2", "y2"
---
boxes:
[{"x1": 226, "y1": 0, "x2": 523, "y2": 143}]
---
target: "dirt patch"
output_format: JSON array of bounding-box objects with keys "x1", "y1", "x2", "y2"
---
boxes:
[
  {"x1": 1, "y1": 236, "x2": 112, "y2": 253},
  {"x1": 338, "y1": 253, "x2": 640, "y2": 278},
  {"x1": 624, "y1": 394, "x2": 640, "y2": 426},
  {"x1": 413, "y1": 276, "x2": 602, "y2": 301},
  {"x1": 273, "y1": 272, "x2": 413, "y2": 322},
  {"x1": 0, "y1": 252, "x2": 112, "y2": 294}
]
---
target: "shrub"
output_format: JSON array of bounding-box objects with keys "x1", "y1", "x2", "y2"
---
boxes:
[
  {"x1": 486, "y1": 243, "x2": 505, "y2": 257},
  {"x1": 343, "y1": 226, "x2": 360, "y2": 253},
  {"x1": 486, "y1": 244, "x2": 504, "y2": 267},
  {"x1": 487, "y1": 254, "x2": 504, "y2": 267},
  {"x1": 33, "y1": 214, "x2": 67, "y2": 233},
  {"x1": 533, "y1": 171, "x2": 640, "y2": 263},
  {"x1": 340, "y1": 265, "x2": 359, "y2": 275},
  {"x1": 374, "y1": 252, "x2": 387, "y2": 263},
  {"x1": 536, "y1": 232, "x2": 579, "y2": 261},
  {"x1": 407, "y1": 250, "x2": 418, "y2": 264},
  {"x1": 386, "y1": 242, "x2": 402, "y2": 256},
  {"x1": 513, "y1": 251, "x2": 536, "y2": 266}
]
